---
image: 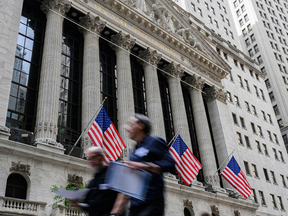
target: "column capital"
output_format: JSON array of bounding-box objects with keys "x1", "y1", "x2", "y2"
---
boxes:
[
  {"x1": 163, "y1": 62, "x2": 184, "y2": 78},
  {"x1": 204, "y1": 85, "x2": 227, "y2": 104},
  {"x1": 79, "y1": 13, "x2": 106, "y2": 34},
  {"x1": 110, "y1": 31, "x2": 136, "y2": 52},
  {"x1": 41, "y1": 0, "x2": 71, "y2": 15},
  {"x1": 138, "y1": 48, "x2": 162, "y2": 66},
  {"x1": 185, "y1": 75, "x2": 205, "y2": 91}
]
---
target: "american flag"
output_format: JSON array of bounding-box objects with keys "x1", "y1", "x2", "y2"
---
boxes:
[
  {"x1": 169, "y1": 135, "x2": 202, "y2": 185},
  {"x1": 88, "y1": 107, "x2": 126, "y2": 164},
  {"x1": 220, "y1": 156, "x2": 251, "y2": 198}
]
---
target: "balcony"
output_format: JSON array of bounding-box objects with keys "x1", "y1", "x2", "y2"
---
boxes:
[
  {"x1": 0, "y1": 196, "x2": 46, "y2": 216},
  {"x1": 52, "y1": 206, "x2": 88, "y2": 216}
]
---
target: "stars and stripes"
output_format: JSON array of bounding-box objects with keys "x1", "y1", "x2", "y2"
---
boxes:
[
  {"x1": 169, "y1": 135, "x2": 202, "y2": 185},
  {"x1": 88, "y1": 107, "x2": 126, "y2": 164},
  {"x1": 220, "y1": 156, "x2": 252, "y2": 198}
]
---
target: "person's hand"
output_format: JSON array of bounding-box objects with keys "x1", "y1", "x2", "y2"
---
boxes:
[{"x1": 69, "y1": 199, "x2": 79, "y2": 208}]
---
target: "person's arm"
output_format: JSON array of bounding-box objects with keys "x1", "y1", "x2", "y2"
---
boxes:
[
  {"x1": 110, "y1": 193, "x2": 128, "y2": 215},
  {"x1": 124, "y1": 161, "x2": 161, "y2": 174}
]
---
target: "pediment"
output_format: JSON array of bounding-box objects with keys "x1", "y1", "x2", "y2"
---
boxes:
[{"x1": 118, "y1": 0, "x2": 231, "y2": 78}]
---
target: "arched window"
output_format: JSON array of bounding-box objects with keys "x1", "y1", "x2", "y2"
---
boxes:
[
  {"x1": 5, "y1": 173, "x2": 27, "y2": 199},
  {"x1": 184, "y1": 207, "x2": 191, "y2": 216}
]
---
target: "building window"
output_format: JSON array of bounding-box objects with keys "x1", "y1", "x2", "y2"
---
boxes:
[
  {"x1": 244, "y1": 161, "x2": 251, "y2": 175},
  {"x1": 260, "y1": 89, "x2": 265, "y2": 100},
  {"x1": 252, "y1": 105, "x2": 257, "y2": 116},
  {"x1": 238, "y1": 76, "x2": 244, "y2": 88},
  {"x1": 273, "y1": 134, "x2": 279, "y2": 144},
  {"x1": 263, "y1": 144, "x2": 269, "y2": 156},
  {"x1": 198, "y1": 8, "x2": 202, "y2": 16},
  {"x1": 240, "y1": 117, "x2": 246, "y2": 128},
  {"x1": 270, "y1": 194, "x2": 277, "y2": 208},
  {"x1": 251, "y1": 122, "x2": 256, "y2": 133},
  {"x1": 208, "y1": 16, "x2": 213, "y2": 24},
  {"x1": 262, "y1": 111, "x2": 267, "y2": 121},
  {"x1": 241, "y1": 4, "x2": 246, "y2": 12},
  {"x1": 281, "y1": 175, "x2": 287, "y2": 187},
  {"x1": 252, "y1": 164, "x2": 259, "y2": 178},
  {"x1": 263, "y1": 168, "x2": 270, "y2": 181},
  {"x1": 265, "y1": 79, "x2": 271, "y2": 88},
  {"x1": 269, "y1": 92, "x2": 275, "y2": 102},
  {"x1": 268, "y1": 130, "x2": 273, "y2": 141},
  {"x1": 245, "y1": 101, "x2": 250, "y2": 112},
  {"x1": 244, "y1": 14, "x2": 249, "y2": 22},
  {"x1": 232, "y1": 113, "x2": 238, "y2": 125},
  {"x1": 257, "y1": 126, "x2": 263, "y2": 136},
  {"x1": 256, "y1": 140, "x2": 261, "y2": 152},
  {"x1": 279, "y1": 151, "x2": 284, "y2": 162},
  {"x1": 273, "y1": 105, "x2": 280, "y2": 115},
  {"x1": 191, "y1": 3, "x2": 196, "y2": 11},
  {"x1": 5, "y1": 173, "x2": 27, "y2": 200},
  {"x1": 273, "y1": 148, "x2": 279, "y2": 160},
  {"x1": 239, "y1": 19, "x2": 244, "y2": 26},
  {"x1": 271, "y1": 171, "x2": 277, "y2": 184},
  {"x1": 229, "y1": 71, "x2": 233, "y2": 81},
  {"x1": 247, "y1": 24, "x2": 252, "y2": 31},
  {"x1": 251, "y1": 189, "x2": 258, "y2": 203},
  {"x1": 237, "y1": 132, "x2": 243, "y2": 145},
  {"x1": 278, "y1": 119, "x2": 284, "y2": 128},
  {"x1": 205, "y1": 2, "x2": 209, "y2": 10},
  {"x1": 227, "y1": 92, "x2": 232, "y2": 102},
  {"x1": 245, "y1": 38, "x2": 250, "y2": 46},
  {"x1": 278, "y1": 196, "x2": 285, "y2": 210},
  {"x1": 245, "y1": 136, "x2": 251, "y2": 148},
  {"x1": 214, "y1": 20, "x2": 219, "y2": 28},
  {"x1": 245, "y1": 80, "x2": 250, "y2": 91},
  {"x1": 58, "y1": 19, "x2": 83, "y2": 152},
  {"x1": 158, "y1": 71, "x2": 174, "y2": 142},
  {"x1": 234, "y1": 96, "x2": 240, "y2": 106},
  {"x1": 6, "y1": 1, "x2": 46, "y2": 134}
]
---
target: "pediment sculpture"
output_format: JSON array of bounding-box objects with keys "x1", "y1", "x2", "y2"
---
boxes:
[
  {"x1": 176, "y1": 28, "x2": 205, "y2": 53},
  {"x1": 123, "y1": 0, "x2": 147, "y2": 13}
]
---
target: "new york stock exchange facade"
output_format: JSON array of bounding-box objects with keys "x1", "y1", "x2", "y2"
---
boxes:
[{"x1": 0, "y1": 0, "x2": 259, "y2": 215}]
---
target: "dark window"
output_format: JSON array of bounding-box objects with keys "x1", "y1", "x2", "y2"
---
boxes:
[
  {"x1": 131, "y1": 56, "x2": 146, "y2": 115},
  {"x1": 5, "y1": 173, "x2": 27, "y2": 199},
  {"x1": 6, "y1": 1, "x2": 46, "y2": 134},
  {"x1": 182, "y1": 85, "x2": 204, "y2": 183},
  {"x1": 99, "y1": 38, "x2": 117, "y2": 124},
  {"x1": 158, "y1": 71, "x2": 174, "y2": 142},
  {"x1": 57, "y1": 19, "x2": 83, "y2": 153},
  {"x1": 263, "y1": 168, "x2": 270, "y2": 181}
]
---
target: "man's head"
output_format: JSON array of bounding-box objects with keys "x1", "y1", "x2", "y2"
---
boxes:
[
  {"x1": 125, "y1": 114, "x2": 152, "y2": 143},
  {"x1": 86, "y1": 146, "x2": 104, "y2": 169}
]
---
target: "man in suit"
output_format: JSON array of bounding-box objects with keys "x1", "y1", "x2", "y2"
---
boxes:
[{"x1": 124, "y1": 114, "x2": 175, "y2": 216}]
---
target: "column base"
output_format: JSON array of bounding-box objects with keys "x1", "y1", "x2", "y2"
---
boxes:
[
  {"x1": 35, "y1": 138, "x2": 65, "y2": 154},
  {"x1": 0, "y1": 125, "x2": 11, "y2": 139}
]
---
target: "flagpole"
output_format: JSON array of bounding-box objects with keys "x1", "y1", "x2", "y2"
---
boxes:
[
  {"x1": 68, "y1": 97, "x2": 107, "y2": 156},
  {"x1": 167, "y1": 127, "x2": 182, "y2": 148},
  {"x1": 206, "y1": 149, "x2": 235, "y2": 184}
]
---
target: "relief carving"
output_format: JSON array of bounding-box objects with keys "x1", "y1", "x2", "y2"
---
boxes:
[
  {"x1": 123, "y1": 0, "x2": 147, "y2": 13},
  {"x1": 41, "y1": 0, "x2": 71, "y2": 15},
  {"x1": 138, "y1": 48, "x2": 162, "y2": 66},
  {"x1": 163, "y1": 62, "x2": 184, "y2": 78},
  {"x1": 204, "y1": 86, "x2": 227, "y2": 104},
  {"x1": 183, "y1": 199, "x2": 195, "y2": 216},
  {"x1": 10, "y1": 162, "x2": 31, "y2": 176},
  {"x1": 211, "y1": 205, "x2": 220, "y2": 216},
  {"x1": 110, "y1": 31, "x2": 136, "y2": 51},
  {"x1": 151, "y1": 2, "x2": 175, "y2": 33},
  {"x1": 176, "y1": 28, "x2": 205, "y2": 53},
  {"x1": 79, "y1": 13, "x2": 106, "y2": 34},
  {"x1": 184, "y1": 75, "x2": 205, "y2": 91},
  {"x1": 68, "y1": 174, "x2": 83, "y2": 186},
  {"x1": 234, "y1": 210, "x2": 241, "y2": 216}
]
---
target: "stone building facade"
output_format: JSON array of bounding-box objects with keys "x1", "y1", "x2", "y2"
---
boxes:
[{"x1": 0, "y1": 0, "x2": 287, "y2": 215}]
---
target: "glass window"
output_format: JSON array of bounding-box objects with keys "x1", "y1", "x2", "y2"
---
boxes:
[
  {"x1": 270, "y1": 194, "x2": 277, "y2": 208},
  {"x1": 245, "y1": 136, "x2": 251, "y2": 148},
  {"x1": 6, "y1": 1, "x2": 46, "y2": 135},
  {"x1": 251, "y1": 189, "x2": 258, "y2": 203},
  {"x1": 256, "y1": 140, "x2": 262, "y2": 152},
  {"x1": 270, "y1": 171, "x2": 277, "y2": 184},
  {"x1": 281, "y1": 175, "x2": 287, "y2": 187},
  {"x1": 234, "y1": 95, "x2": 240, "y2": 106},
  {"x1": 263, "y1": 144, "x2": 269, "y2": 155},
  {"x1": 278, "y1": 196, "x2": 285, "y2": 210},
  {"x1": 232, "y1": 113, "x2": 238, "y2": 125},
  {"x1": 244, "y1": 161, "x2": 250, "y2": 175},
  {"x1": 5, "y1": 173, "x2": 27, "y2": 200},
  {"x1": 252, "y1": 164, "x2": 259, "y2": 178},
  {"x1": 240, "y1": 117, "x2": 246, "y2": 128},
  {"x1": 237, "y1": 132, "x2": 243, "y2": 145},
  {"x1": 263, "y1": 168, "x2": 270, "y2": 181},
  {"x1": 273, "y1": 148, "x2": 279, "y2": 160},
  {"x1": 251, "y1": 122, "x2": 256, "y2": 133}
]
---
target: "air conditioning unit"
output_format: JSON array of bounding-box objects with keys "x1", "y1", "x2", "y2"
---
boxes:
[{"x1": 10, "y1": 127, "x2": 35, "y2": 145}]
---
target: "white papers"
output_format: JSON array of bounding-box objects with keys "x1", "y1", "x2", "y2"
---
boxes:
[
  {"x1": 105, "y1": 162, "x2": 151, "y2": 201},
  {"x1": 55, "y1": 188, "x2": 90, "y2": 200}
]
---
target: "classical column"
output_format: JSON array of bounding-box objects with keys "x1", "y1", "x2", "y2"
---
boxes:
[
  {"x1": 185, "y1": 75, "x2": 220, "y2": 186},
  {"x1": 204, "y1": 86, "x2": 235, "y2": 189},
  {"x1": 0, "y1": 0, "x2": 24, "y2": 139},
  {"x1": 34, "y1": 0, "x2": 71, "y2": 151},
  {"x1": 138, "y1": 48, "x2": 166, "y2": 138},
  {"x1": 110, "y1": 32, "x2": 136, "y2": 158},
  {"x1": 78, "y1": 13, "x2": 106, "y2": 151},
  {"x1": 163, "y1": 63, "x2": 191, "y2": 148}
]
